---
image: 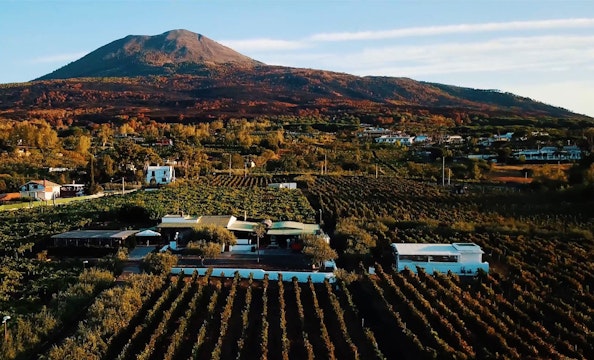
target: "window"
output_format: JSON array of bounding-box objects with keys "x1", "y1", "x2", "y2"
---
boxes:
[
  {"x1": 429, "y1": 255, "x2": 458, "y2": 263},
  {"x1": 399, "y1": 255, "x2": 429, "y2": 262},
  {"x1": 151, "y1": 171, "x2": 155, "y2": 176}
]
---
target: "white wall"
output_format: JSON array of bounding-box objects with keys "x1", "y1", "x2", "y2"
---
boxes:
[
  {"x1": 398, "y1": 261, "x2": 489, "y2": 275},
  {"x1": 171, "y1": 267, "x2": 336, "y2": 283}
]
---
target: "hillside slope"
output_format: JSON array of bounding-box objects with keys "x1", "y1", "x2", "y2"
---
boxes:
[
  {"x1": 0, "y1": 29, "x2": 588, "y2": 125},
  {"x1": 37, "y1": 29, "x2": 262, "y2": 80}
]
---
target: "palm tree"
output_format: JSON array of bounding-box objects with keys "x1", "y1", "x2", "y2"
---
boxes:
[{"x1": 253, "y1": 222, "x2": 268, "y2": 263}]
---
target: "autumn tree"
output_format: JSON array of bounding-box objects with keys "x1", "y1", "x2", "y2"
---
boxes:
[
  {"x1": 75, "y1": 135, "x2": 92, "y2": 154},
  {"x1": 191, "y1": 224, "x2": 237, "y2": 246},
  {"x1": 196, "y1": 241, "x2": 222, "y2": 260},
  {"x1": 333, "y1": 217, "x2": 376, "y2": 255},
  {"x1": 97, "y1": 123, "x2": 114, "y2": 148},
  {"x1": 97, "y1": 154, "x2": 116, "y2": 181},
  {"x1": 301, "y1": 234, "x2": 337, "y2": 268},
  {"x1": 118, "y1": 123, "x2": 134, "y2": 136},
  {"x1": 174, "y1": 143, "x2": 208, "y2": 178},
  {"x1": 141, "y1": 252, "x2": 178, "y2": 274}
]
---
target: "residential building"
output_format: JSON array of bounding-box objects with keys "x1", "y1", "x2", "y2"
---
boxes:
[
  {"x1": 478, "y1": 132, "x2": 514, "y2": 146},
  {"x1": 513, "y1": 146, "x2": 582, "y2": 161},
  {"x1": 19, "y1": 180, "x2": 61, "y2": 201},
  {"x1": 60, "y1": 183, "x2": 85, "y2": 197},
  {"x1": 358, "y1": 126, "x2": 392, "y2": 138},
  {"x1": 145, "y1": 165, "x2": 175, "y2": 185},
  {"x1": 444, "y1": 135, "x2": 464, "y2": 144},
  {"x1": 413, "y1": 135, "x2": 431, "y2": 143},
  {"x1": 374, "y1": 135, "x2": 415, "y2": 146}
]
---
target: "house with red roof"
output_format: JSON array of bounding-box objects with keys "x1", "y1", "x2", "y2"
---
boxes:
[{"x1": 19, "y1": 180, "x2": 61, "y2": 201}]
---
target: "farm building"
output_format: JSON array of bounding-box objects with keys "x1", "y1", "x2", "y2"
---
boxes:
[
  {"x1": 156, "y1": 214, "x2": 325, "y2": 250},
  {"x1": 391, "y1": 242, "x2": 489, "y2": 275},
  {"x1": 51, "y1": 230, "x2": 139, "y2": 247}
]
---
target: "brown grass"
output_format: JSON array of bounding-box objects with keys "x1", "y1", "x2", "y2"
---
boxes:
[{"x1": 486, "y1": 163, "x2": 571, "y2": 184}]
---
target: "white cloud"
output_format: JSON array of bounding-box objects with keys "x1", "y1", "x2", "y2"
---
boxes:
[
  {"x1": 29, "y1": 52, "x2": 88, "y2": 64},
  {"x1": 219, "y1": 38, "x2": 306, "y2": 52},
  {"x1": 308, "y1": 18, "x2": 594, "y2": 42},
  {"x1": 317, "y1": 35, "x2": 594, "y2": 76}
]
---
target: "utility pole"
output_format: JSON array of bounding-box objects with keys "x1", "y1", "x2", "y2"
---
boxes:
[
  {"x1": 448, "y1": 168, "x2": 451, "y2": 185},
  {"x1": 324, "y1": 153, "x2": 327, "y2": 175},
  {"x1": 442, "y1": 156, "x2": 445, "y2": 187},
  {"x1": 229, "y1": 153, "x2": 232, "y2": 177},
  {"x1": 3, "y1": 315, "x2": 10, "y2": 341},
  {"x1": 122, "y1": 177, "x2": 125, "y2": 195}
]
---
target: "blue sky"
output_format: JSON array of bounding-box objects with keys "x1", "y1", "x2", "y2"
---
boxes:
[{"x1": 1, "y1": 0, "x2": 593, "y2": 116}]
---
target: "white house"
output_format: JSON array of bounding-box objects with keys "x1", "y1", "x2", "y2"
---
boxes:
[
  {"x1": 391, "y1": 242, "x2": 489, "y2": 275},
  {"x1": 374, "y1": 135, "x2": 415, "y2": 146},
  {"x1": 145, "y1": 165, "x2": 175, "y2": 185},
  {"x1": 359, "y1": 127, "x2": 392, "y2": 138},
  {"x1": 444, "y1": 135, "x2": 464, "y2": 144},
  {"x1": 413, "y1": 135, "x2": 431, "y2": 143},
  {"x1": 19, "y1": 180, "x2": 61, "y2": 201},
  {"x1": 268, "y1": 182, "x2": 297, "y2": 189},
  {"x1": 479, "y1": 132, "x2": 514, "y2": 146},
  {"x1": 513, "y1": 146, "x2": 582, "y2": 161}
]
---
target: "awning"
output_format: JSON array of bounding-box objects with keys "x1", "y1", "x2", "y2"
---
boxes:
[{"x1": 136, "y1": 229, "x2": 161, "y2": 237}]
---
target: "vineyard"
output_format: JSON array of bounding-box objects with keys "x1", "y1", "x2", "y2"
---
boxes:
[
  {"x1": 0, "y1": 178, "x2": 315, "y2": 253},
  {"x1": 304, "y1": 175, "x2": 594, "y2": 358},
  {"x1": 37, "y1": 265, "x2": 593, "y2": 359},
  {"x1": 1, "y1": 174, "x2": 593, "y2": 359}
]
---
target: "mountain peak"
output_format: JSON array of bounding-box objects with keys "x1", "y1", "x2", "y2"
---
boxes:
[{"x1": 37, "y1": 29, "x2": 263, "y2": 80}]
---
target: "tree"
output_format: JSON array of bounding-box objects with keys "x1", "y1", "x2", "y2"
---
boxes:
[
  {"x1": 118, "y1": 123, "x2": 134, "y2": 136},
  {"x1": 301, "y1": 234, "x2": 337, "y2": 268},
  {"x1": 584, "y1": 127, "x2": 594, "y2": 152},
  {"x1": 98, "y1": 154, "x2": 116, "y2": 180},
  {"x1": 75, "y1": 135, "x2": 92, "y2": 154},
  {"x1": 174, "y1": 143, "x2": 208, "y2": 179},
  {"x1": 141, "y1": 252, "x2": 178, "y2": 275},
  {"x1": 34, "y1": 121, "x2": 59, "y2": 161},
  {"x1": 198, "y1": 241, "x2": 222, "y2": 260},
  {"x1": 333, "y1": 218, "x2": 376, "y2": 255},
  {"x1": 252, "y1": 223, "x2": 267, "y2": 263},
  {"x1": 191, "y1": 225, "x2": 237, "y2": 246},
  {"x1": 87, "y1": 155, "x2": 103, "y2": 195},
  {"x1": 97, "y1": 123, "x2": 114, "y2": 148}
]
